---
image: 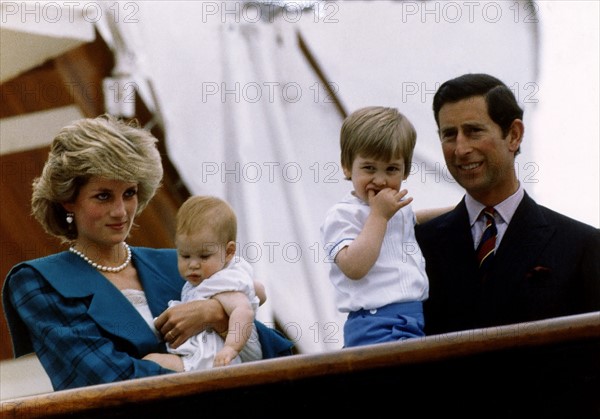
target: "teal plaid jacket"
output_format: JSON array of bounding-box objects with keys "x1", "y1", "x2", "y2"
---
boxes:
[{"x1": 3, "y1": 247, "x2": 293, "y2": 390}]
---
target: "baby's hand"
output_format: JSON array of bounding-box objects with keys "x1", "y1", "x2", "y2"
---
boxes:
[
  {"x1": 213, "y1": 346, "x2": 239, "y2": 367},
  {"x1": 368, "y1": 188, "x2": 413, "y2": 220}
]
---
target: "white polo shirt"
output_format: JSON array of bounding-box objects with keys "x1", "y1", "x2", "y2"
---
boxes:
[{"x1": 321, "y1": 192, "x2": 429, "y2": 313}]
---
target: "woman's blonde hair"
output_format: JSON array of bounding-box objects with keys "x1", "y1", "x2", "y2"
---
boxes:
[{"x1": 31, "y1": 114, "x2": 163, "y2": 241}]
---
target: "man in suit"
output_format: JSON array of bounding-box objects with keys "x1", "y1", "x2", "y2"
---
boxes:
[{"x1": 415, "y1": 73, "x2": 600, "y2": 335}]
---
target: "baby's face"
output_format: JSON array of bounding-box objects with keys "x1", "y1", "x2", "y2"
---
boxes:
[
  {"x1": 175, "y1": 229, "x2": 229, "y2": 286},
  {"x1": 343, "y1": 154, "x2": 407, "y2": 203}
]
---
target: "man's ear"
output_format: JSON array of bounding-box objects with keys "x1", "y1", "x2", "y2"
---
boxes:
[
  {"x1": 224, "y1": 241, "x2": 236, "y2": 263},
  {"x1": 507, "y1": 119, "x2": 524, "y2": 153}
]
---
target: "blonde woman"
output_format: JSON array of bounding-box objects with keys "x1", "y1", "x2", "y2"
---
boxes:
[{"x1": 3, "y1": 114, "x2": 292, "y2": 390}]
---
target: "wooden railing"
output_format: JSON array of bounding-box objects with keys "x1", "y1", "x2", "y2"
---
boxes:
[{"x1": 2, "y1": 311, "x2": 599, "y2": 418}]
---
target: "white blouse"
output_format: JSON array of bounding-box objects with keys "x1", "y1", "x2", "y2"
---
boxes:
[{"x1": 121, "y1": 289, "x2": 161, "y2": 339}]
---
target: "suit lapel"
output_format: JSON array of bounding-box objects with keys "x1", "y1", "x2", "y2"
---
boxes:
[
  {"x1": 438, "y1": 194, "x2": 555, "y2": 282},
  {"x1": 132, "y1": 248, "x2": 183, "y2": 318},
  {"x1": 493, "y1": 193, "x2": 555, "y2": 281},
  {"x1": 439, "y1": 200, "x2": 479, "y2": 274},
  {"x1": 30, "y1": 251, "x2": 160, "y2": 356}
]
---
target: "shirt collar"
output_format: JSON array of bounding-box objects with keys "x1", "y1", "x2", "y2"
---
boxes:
[{"x1": 465, "y1": 183, "x2": 525, "y2": 227}]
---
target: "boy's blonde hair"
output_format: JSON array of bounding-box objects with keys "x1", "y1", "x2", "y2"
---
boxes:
[
  {"x1": 176, "y1": 195, "x2": 237, "y2": 245},
  {"x1": 340, "y1": 106, "x2": 416, "y2": 177}
]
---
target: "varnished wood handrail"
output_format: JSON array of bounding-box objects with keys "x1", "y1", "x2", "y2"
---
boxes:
[{"x1": 1, "y1": 311, "x2": 599, "y2": 417}]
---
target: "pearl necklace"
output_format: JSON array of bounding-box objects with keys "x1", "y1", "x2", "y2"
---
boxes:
[{"x1": 69, "y1": 243, "x2": 132, "y2": 273}]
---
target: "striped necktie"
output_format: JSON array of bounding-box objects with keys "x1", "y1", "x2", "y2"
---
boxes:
[{"x1": 476, "y1": 206, "x2": 497, "y2": 274}]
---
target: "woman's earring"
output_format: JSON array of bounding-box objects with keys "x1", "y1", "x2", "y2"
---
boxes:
[{"x1": 66, "y1": 212, "x2": 74, "y2": 224}]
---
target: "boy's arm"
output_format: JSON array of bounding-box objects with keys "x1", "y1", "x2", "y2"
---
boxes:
[
  {"x1": 336, "y1": 189, "x2": 412, "y2": 280},
  {"x1": 211, "y1": 291, "x2": 255, "y2": 366},
  {"x1": 253, "y1": 280, "x2": 266, "y2": 305}
]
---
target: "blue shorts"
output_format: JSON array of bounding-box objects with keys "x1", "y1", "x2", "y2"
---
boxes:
[{"x1": 344, "y1": 301, "x2": 425, "y2": 348}]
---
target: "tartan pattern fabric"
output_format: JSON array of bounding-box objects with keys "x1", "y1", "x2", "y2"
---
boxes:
[
  {"x1": 476, "y1": 207, "x2": 497, "y2": 273},
  {"x1": 6, "y1": 269, "x2": 170, "y2": 390},
  {"x1": 4, "y1": 248, "x2": 294, "y2": 391}
]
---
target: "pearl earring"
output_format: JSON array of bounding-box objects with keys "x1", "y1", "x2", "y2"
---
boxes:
[{"x1": 66, "y1": 212, "x2": 74, "y2": 224}]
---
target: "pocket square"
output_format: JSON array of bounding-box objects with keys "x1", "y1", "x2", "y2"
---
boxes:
[{"x1": 526, "y1": 266, "x2": 552, "y2": 279}]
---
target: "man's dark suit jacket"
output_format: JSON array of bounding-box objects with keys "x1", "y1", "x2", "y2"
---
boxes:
[{"x1": 415, "y1": 192, "x2": 600, "y2": 335}]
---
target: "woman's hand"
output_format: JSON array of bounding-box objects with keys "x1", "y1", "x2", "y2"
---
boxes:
[{"x1": 154, "y1": 299, "x2": 228, "y2": 349}]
